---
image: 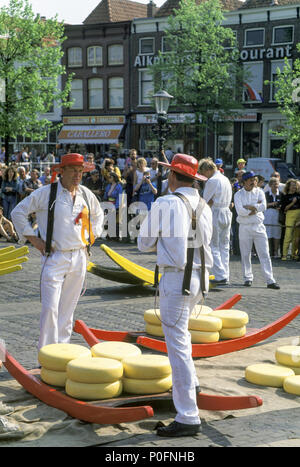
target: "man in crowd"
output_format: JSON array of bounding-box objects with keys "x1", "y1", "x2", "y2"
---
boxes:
[
  {"x1": 199, "y1": 158, "x2": 232, "y2": 285},
  {"x1": 138, "y1": 153, "x2": 212, "y2": 437},
  {"x1": 11, "y1": 153, "x2": 104, "y2": 351},
  {"x1": 234, "y1": 171, "x2": 280, "y2": 289}
]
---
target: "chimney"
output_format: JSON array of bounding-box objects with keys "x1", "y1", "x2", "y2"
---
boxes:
[{"x1": 147, "y1": 0, "x2": 156, "y2": 17}]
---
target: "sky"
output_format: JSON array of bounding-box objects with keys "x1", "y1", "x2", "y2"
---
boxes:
[{"x1": 1, "y1": 0, "x2": 166, "y2": 24}]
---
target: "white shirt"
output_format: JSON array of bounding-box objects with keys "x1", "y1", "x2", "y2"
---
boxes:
[
  {"x1": 138, "y1": 187, "x2": 213, "y2": 270},
  {"x1": 203, "y1": 171, "x2": 232, "y2": 209},
  {"x1": 11, "y1": 179, "x2": 104, "y2": 251},
  {"x1": 234, "y1": 186, "x2": 266, "y2": 225}
]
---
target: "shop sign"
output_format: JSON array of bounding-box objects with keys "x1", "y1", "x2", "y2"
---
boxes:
[
  {"x1": 63, "y1": 115, "x2": 125, "y2": 125},
  {"x1": 240, "y1": 45, "x2": 292, "y2": 61},
  {"x1": 59, "y1": 128, "x2": 121, "y2": 140},
  {"x1": 136, "y1": 113, "x2": 198, "y2": 124}
]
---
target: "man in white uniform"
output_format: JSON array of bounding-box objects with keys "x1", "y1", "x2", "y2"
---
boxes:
[
  {"x1": 11, "y1": 154, "x2": 104, "y2": 351},
  {"x1": 138, "y1": 154, "x2": 213, "y2": 437},
  {"x1": 199, "y1": 159, "x2": 232, "y2": 285},
  {"x1": 234, "y1": 171, "x2": 280, "y2": 289}
]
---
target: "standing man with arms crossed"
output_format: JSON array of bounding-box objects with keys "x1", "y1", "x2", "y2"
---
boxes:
[
  {"x1": 138, "y1": 154, "x2": 213, "y2": 437},
  {"x1": 11, "y1": 154, "x2": 104, "y2": 351},
  {"x1": 234, "y1": 171, "x2": 280, "y2": 289},
  {"x1": 198, "y1": 158, "x2": 232, "y2": 285}
]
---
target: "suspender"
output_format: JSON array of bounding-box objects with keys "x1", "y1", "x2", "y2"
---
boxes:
[
  {"x1": 45, "y1": 182, "x2": 58, "y2": 256},
  {"x1": 173, "y1": 193, "x2": 206, "y2": 296},
  {"x1": 45, "y1": 183, "x2": 92, "y2": 256}
]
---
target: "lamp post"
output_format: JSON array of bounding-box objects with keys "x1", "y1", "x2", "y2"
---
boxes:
[{"x1": 151, "y1": 90, "x2": 173, "y2": 197}]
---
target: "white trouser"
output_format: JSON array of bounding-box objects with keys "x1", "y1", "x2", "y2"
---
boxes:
[
  {"x1": 210, "y1": 207, "x2": 232, "y2": 281},
  {"x1": 239, "y1": 223, "x2": 275, "y2": 284},
  {"x1": 38, "y1": 249, "x2": 87, "y2": 350},
  {"x1": 159, "y1": 269, "x2": 206, "y2": 425}
]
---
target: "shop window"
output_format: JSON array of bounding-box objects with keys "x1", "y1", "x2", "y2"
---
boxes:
[
  {"x1": 68, "y1": 47, "x2": 82, "y2": 67},
  {"x1": 108, "y1": 77, "x2": 124, "y2": 108},
  {"x1": 139, "y1": 38, "x2": 154, "y2": 55},
  {"x1": 88, "y1": 78, "x2": 103, "y2": 109},
  {"x1": 139, "y1": 69, "x2": 154, "y2": 106},
  {"x1": 243, "y1": 62, "x2": 263, "y2": 102},
  {"x1": 273, "y1": 26, "x2": 293, "y2": 45},
  {"x1": 70, "y1": 79, "x2": 83, "y2": 109},
  {"x1": 243, "y1": 122, "x2": 260, "y2": 158},
  {"x1": 87, "y1": 46, "x2": 103, "y2": 66},
  {"x1": 108, "y1": 45, "x2": 123, "y2": 66},
  {"x1": 216, "y1": 122, "x2": 233, "y2": 167},
  {"x1": 244, "y1": 29, "x2": 264, "y2": 47}
]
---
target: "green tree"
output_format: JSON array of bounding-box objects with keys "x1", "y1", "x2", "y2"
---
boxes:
[
  {"x1": 0, "y1": 0, "x2": 73, "y2": 165},
  {"x1": 267, "y1": 43, "x2": 300, "y2": 158},
  {"x1": 149, "y1": 0, "x2": 243, "y2": 155}
]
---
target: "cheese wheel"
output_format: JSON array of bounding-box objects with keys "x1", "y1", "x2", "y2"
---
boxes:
[
  {"x1": 123, "y1": 354, "x2": 171, "y2": 379},
  {"x1": 40, "y1": 367, "x2": 67, "y2": 387},
  {"x1": 275, "y1": 346, "x2": 300, "y2": 368},
  {"x1": 91, "y1": 341, "x2": 141, "y2": 361},
  {"x1": 123, "y1": 374, "x2": 172, "y2": 394},
  {"x1": 65, "y1": 379, "x2": 122, "y2": 400},
  {"x1": 188, "y1": 315, "x2": 222, "y2": 332},
  {"x1": 210, "y1": 310, "x2": 249, "y2": 328},
  {"x1": 276, "y1": 363, "x2": 300, "y2": 376},
  {"x1": 191, "y1": 304, "x2": 213, "y2": 315},
  {"x1": 190, "y1": 329, "x2": 219, "y2": 343},
  {"x1": 144, "y1": 309, "x2": 162, "y2": 325},
  {"x1": 283, "y1": 375, "x2": 300, "y2": 396},
  {"x1": 220, "y1": 326, "x2": 247, "y2": 339},
  {"x1": 245, "y1": 363, "x2": 294, "y2": 387},
  {"x1": 38, "y1": 344, "x2": 91, "y2": 372},
  {"x1": 145, "y1": 322, "x2": 165, "y2": 337},
  {"x1": 66, "y1": 356, "x2": 123, "y2": 383}
]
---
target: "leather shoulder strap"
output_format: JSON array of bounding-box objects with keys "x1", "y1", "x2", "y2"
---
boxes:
[{"x1": 45, "y1": 182, "x2": 58, "y2": 255}]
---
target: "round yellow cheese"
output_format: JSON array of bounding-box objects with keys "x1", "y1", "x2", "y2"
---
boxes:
[
  {"x1": 245, "y1": 363, "x2": 295, "y2": 387},
  {"x1": 145, "y1": 322, "x2": 165, "y2": 337},
  {"x1": 275, "y1": 346, "x2": 300, "y2": 368},
  {"x1": 219, "y1": 326, "x2": 247, "y2": 340},
  {"x1": 276, "y1": 363, "x2": 300, "y2": 376},
  {"x1": 66, "y1": 356, "x2": 123, "y2": 384},
  {"x1": 189, "y1": 329, "x2": 219, "y2": 343},
  {"x1": 91, "y1": 341, "x2": 141, "y2": 361},
  {"x1": 191, "y1": 304, "x2": 213, "y2": 315},
  {"x1": 40, "y1": 367, "x2": 67, "y2": 387},
  {"x1": 209, "y1": 310, "x2": 249, "y2": 328},
  {"x1": 188, "y1": 315, "x2": 222, "y2": 332},
  {"x1": 283, "y1": 375, "x2": 300, "y2": 396},
  {"x1": 144, "y1": 309, "x2": 162, "y2": 325},
  {"x1": 123, "y1": 374, "x2": 172, "y2": 395},
  {"x1": 38, "y1": 343, "x2": 91, "y2": 372},
  {"x1": 65, "y1": 379, "x2": 122, "y2": 400},
  {"x1": 123, "y1": 354, "x2": 171, "y2": 379}
]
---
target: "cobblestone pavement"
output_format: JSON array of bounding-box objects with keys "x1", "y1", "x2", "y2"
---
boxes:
[{"x1": 0, "y1": 237, "x2": 300, "y2": 447}]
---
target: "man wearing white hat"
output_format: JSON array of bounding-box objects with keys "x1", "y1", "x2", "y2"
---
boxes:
[
  {"x1": 234, "y1": 171, "x2": 280, "y2": 289},
  {"x1": 138, "y1": 154, "x2": 213, "y2": 437},
  {"x1": 12, "y1": 153, "x2": 104, "y2": 351}
]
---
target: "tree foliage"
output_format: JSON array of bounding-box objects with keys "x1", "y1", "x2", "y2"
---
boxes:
[
  {"x1": 0, "y1": 0, "x2": 73, "y2": 163},
  {"x1": 149, "y1": 0, "x2": 243, "y2": 135},
  {"x1": 267, "y1": 43, "x2": 300, "y2": 155}
]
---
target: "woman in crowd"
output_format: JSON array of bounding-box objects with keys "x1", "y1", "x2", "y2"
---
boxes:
[
  {"x1": 280, "y1": 178, "x2": 300, "y2": 260},
  {"x1": 103, "y1": 172, "x2": 124, "y2": 240},
  {"x1": 264, "y1": 177, "x2": 281, "y2": 258},
  {"x1": 133, "y1": 169, "x2": 157, "y2": 210},
  {"x1": 1, "y1": 166, "x2": 19, "y2": 219}
]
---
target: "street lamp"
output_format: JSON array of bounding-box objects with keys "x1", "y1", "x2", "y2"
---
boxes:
[{"x1": 151, "y1": 90, "x2": 173, "y2": 196}]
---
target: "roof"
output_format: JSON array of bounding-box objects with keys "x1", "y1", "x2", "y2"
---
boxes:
[
  {"x1": 239, "y1": 0, "x2": 300, "y2": 8},
  {"x1": 83, "y1": 0, "x2": 153, "y2": 24},
  {"x1": 155, "y1": 0, "x2": 244, "y2": 17}
]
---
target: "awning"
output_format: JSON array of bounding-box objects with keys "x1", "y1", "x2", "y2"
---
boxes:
[{"x1": 58, "y1": 125, "x2": 124, "y2": 144}]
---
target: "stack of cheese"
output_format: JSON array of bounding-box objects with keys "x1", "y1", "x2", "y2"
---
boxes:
[
  {"x1": 209, "y1": 309, "x2": 249, "y2": 340},
  {"x1": 38, "y1": 343, "x2": 91, "y2": 388},
  {"x1": 122, "y1": 354, "x2": 172, "y2": 394},
  {"x1": 144, "y1": 305, "x2": 223, "y2": 343},
  {"x1": 245, "y1": 345, "x2": 300, "y2": 395}
]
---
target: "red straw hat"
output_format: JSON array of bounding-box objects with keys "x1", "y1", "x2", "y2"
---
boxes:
[
  {"x1": 159, "y1": 154, "x2": 207, "y2": 181},
  {"x1": 52, "y1": 153, "x2": 95, "y2": 173}
]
